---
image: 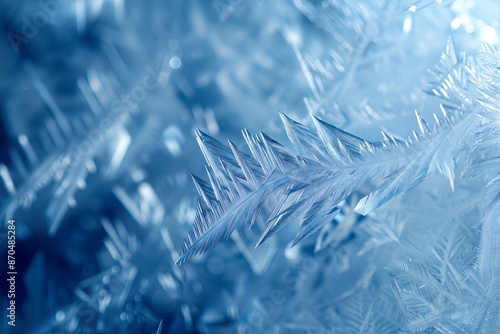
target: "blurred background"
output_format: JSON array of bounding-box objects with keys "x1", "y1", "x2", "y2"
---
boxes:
[{"x1": 0, "y1": 0, "x2": 498, "y2": 333}]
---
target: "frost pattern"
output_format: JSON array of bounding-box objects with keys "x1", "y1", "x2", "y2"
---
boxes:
[
  {"x1": 1, "y1": 1, "x2": 499, "y2": 333},
  {"x1": 178, "y1": 42, "x2": 500, "y2": 266}
]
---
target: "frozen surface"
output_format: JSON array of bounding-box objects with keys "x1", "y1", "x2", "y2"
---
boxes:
[{"x1": 0, "y1": 0, "x2": 498, "y2": 333}]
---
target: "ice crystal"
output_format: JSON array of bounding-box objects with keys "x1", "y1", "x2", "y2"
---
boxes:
[{"x1": 178, "y1": 41, "x2": 500, "y2": 265}]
